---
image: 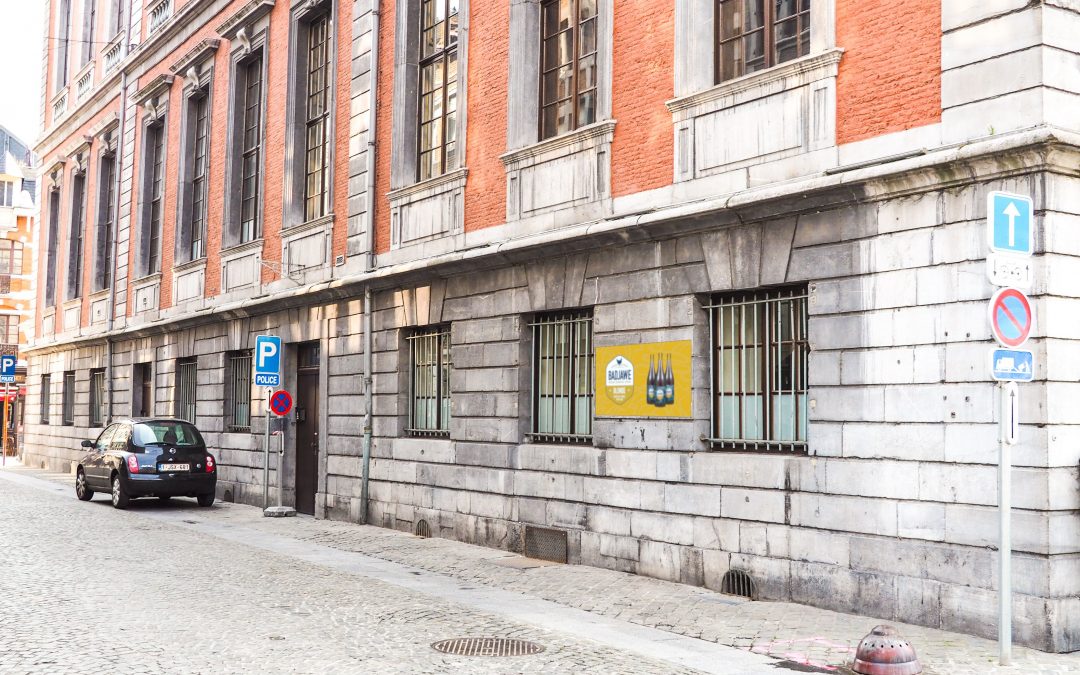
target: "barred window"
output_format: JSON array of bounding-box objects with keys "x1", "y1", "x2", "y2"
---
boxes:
[
  {"x1": 418, "y1": 0, "x2": 459, "y2": 181},
  {"x1": 89, "y1": 368, "x2": 106, "y2": 427},
  {"x1": 240, "y1": 55, "x2": 263, "y2": 243},
  {"x1": 540, "y1": 0, "x2": 598, "y2": 140},
  {"x1": 531, "y1": 310, "x2": 593, "y2": 442},
  {"x1": 715, "y1": 0, "x2": 810, "y2": 83},
  {"x1": 40, "y1": 374, "x2": 51, "y2": 424},
  {"x1": 175, "y1": 358, "x2": 197, "y2": 423},
  {"x1": 406, "y1": 327, "x2": 451, "y2": 436},
  {"x1": 62, "y1": 371, "x2": 76, "y2": 426},
  {"x1": 227, "y1": 351, "x2": 252, "y2": 431},
  {"x1": 709, "y1": 286, "x2": 808, "y2": 451},
  {"x1": 304, "y1": 14, "x2": 332, "y2": 222}
]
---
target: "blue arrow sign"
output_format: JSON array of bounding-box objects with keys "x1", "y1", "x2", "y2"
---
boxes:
[
  {"x1": 990, "y1": 348, "x2": 1034, "y2": 382},
  {"x1": 254, "y1": 335, "x2": 282, "y2": 387},
  {"x1": 987, "y1": 192, "x2": 1033, "y2": 256},
  {"x1": 0, "y1": 354, "x2": 15, "y2": 384}
]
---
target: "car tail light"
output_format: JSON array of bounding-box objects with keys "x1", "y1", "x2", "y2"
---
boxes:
[
  {"x1": 126, "y1": 455, "x2": 139, "y2": 474},
  {"x1": 205, "y1": 455, "x2": 215, "y2": 473}
]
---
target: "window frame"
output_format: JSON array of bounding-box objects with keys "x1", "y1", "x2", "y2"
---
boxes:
[
  {"x1": 0, "y1": 181, "x2": 12, "y2": 207},
  {"x1": 530, "y1": 310, "x2": 594, "y2": 443},
  {"x1": 89, "y1": 368, "x2": 106, "y2": 427},
  {"x1": 139, "y1": 119, "x2": 167, "y2": 277},
  {"x1": 62, "y1": 371, "x2": 76, "y2": 426},
  {"x1": 66, "y1": 168, "x2": 87, "y2": 300},
  {"x1": 56, "y1": 0, "x2": 73, "y2": 91},
  {"x1": 94, "y1": 150, "x2": 116, "y2": 291},
  {"x1": 417, "y1": 0, "x2": 460, "y2": 182},
  {"x1": 0, "y1": 315, "x2": 18, "y2": 345},
  {"x1": 174, "y1": 357, "x2": 197, "y2": 423},
  {"x1": 40, "y1": 374, "x2": 52, "y2": 425},
  {"x1": 45, "y1": 188, "x2": 61, "y2": 307},
  {"x1": 707, "y1": 285, "x2": 809, "y2": 452},
  {"x1": 302, "y1": 12, "x2": 332, "y2": 222},
  {"x1": 0, "y1": 240, "x2": 24, "y2": 277},
  {"x1": 177, "y1": 78, "x2": 213, "y2": 263},
  {"x1": 81, "y1": 0, "x2": 97, "y2": 66},
  {"x1": 539, "y1": 0, "x2": 599, "y2": 141},
  {"x1": 226, "y1": 350, "x2": 253, "y2": 432},
  {"x1": 224, "y1": 39, "x2": 268, "y2": 248},
  {"x1": 713, "y1": 0, "x2": 812, "y2": 84},
  {"x1": 406, "y1": 326, "x2": 452, "y2": 437}
]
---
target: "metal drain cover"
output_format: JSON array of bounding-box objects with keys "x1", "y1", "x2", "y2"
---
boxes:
[{"x1": 431, "y1": 637, "x2": 545, "y2": 657}]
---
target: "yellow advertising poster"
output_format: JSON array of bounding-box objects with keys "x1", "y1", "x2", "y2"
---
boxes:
[{"x1": 595, "y1": 340, "x2": 693, "y2": 418}]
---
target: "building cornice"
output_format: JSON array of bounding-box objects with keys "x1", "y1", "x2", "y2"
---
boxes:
[
  {"x1": 216, "y1": 0, "x2": 275, "y2": 39},
  {"x1": 25, "y1": 126, "x2": 1080, "y2": 355}
]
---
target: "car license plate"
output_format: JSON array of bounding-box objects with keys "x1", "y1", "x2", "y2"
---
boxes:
[{"x1": 160, "y1": 464, "x2": 190, "y2": 472}]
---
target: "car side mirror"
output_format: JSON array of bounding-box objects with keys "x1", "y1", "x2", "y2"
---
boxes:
[{"x1": 81, "y1": 440, "x2": 94, "y2": 448}]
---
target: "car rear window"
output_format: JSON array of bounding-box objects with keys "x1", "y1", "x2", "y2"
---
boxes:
[{"x1": 131, "y1": 421, "x2": 205, "y2": 448}]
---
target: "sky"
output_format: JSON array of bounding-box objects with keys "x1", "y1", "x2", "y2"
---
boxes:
[{"x1": 0, "y1": 1, "x2": 46, "y2": 147}]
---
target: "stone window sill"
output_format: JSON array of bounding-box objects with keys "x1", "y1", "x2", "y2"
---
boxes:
[{"x1": 501, "y1": 120, "x2": 618, "y2": 168}]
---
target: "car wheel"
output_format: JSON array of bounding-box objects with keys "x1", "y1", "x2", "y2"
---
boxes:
[
  {"x1": 111, "y1": 474, "x2": 130, "y2": 510},
  {"x1": 196, "y1": 492, "x2": 215, "y2": 507},
  {"x1": 75, "y1": 468, "x2": 94, "y2": 501}
]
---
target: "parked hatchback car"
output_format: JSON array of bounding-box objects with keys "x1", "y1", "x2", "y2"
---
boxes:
[{"x1": 75, "y1": 418, "x2": 217, "y2": 509}]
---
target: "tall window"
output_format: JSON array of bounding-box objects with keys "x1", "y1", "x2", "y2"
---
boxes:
[
  {"x1": 531, "y1": 310, "x2": 593, "y2": 442},
  {"x1": 62, "y1": 371, "x2": 76, "y2": 426},
  {"x1": 226, "y1": 351, "x2": 252, "y2": 431},
  {"x1": 144, "y1": 123, "x2": 165, "y2": 275},
  {"x1": 56, "y1": 0, "x2": 72, "y2": 89},
  {"x1": 240, "y1": 56, "x2": 263, "y2": 243},
  {"x1": 89, "y1": 368, "x2": 106, "y2": 426},
  {"x1": 715, "y1": 0, "x2": 810, "y2": 83},
  {"x1": 0, "y1": 241, "x2": 24, "y2": 276},
  {"x1": 0, "y1": 181, "x2": 12, "y2": 207},
  {"x1": 109, "y1": 0, "x2": 124, "y2": 36},
  {"x1": 539, "y1": 0, "x2": 597, "y2": 140},
  {"x1": 184, "y1": 93, "x2": 210, "y2": 260},
  {"x1": 304, "y1": 14, "x2": 331, "y2": 222},
  {"x1": 0, "y1": 316, "x2": 18, "y2": 345},
  {"x1": 95, "y1": 153, "x2": 116, "y2": 291},
  {"x1": 67, "y1": 171, "x2": 86, "y2": 299},
  {"x1": 418, "y1": 0, "x2": 459, "y2": 181},
  {"x1": 81, "y1": 0, "x2": 97, "y2": 66},
  {"x1": 407, "y1": 327, "x2": 451, "y2": 436},
  {"x1": 175, "y1": 358, "x2": 197, "y2": 423},
  {"x1": 40, "y1": 374, "x2": 52, "y2": 424},
  {"x1": 45, "y1": 190, "x2": 60, "y2": 307},
  {"x1": 709, "y1": 286, "x2": 808, "y2": 451}
]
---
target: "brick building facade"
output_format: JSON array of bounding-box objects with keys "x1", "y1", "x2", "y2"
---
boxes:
[{"x1": 28, "y1": 0, "x2": 1080, "y2": 651}]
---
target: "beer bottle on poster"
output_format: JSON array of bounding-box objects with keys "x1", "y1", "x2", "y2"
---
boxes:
[
  {"x1": 654, "y1": 354, "x2": 666, "y2": 408},
  {"x1": 660, "y1": 352, "x2": 669, "y2": 406},
  {"x1": 646, "y1": 355, "x2": 656, "y2": 406}
]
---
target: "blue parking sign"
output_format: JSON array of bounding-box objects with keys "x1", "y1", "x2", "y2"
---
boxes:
[
  {"x1": 987, "y1": 192, "x2": 1033, "y2": 256},
  {"x1": 0, "y1": 354, "x2": 15, "y2": 384},
  {"x1": 254, "y1": 336, "x2": 282, "y2": 387}
]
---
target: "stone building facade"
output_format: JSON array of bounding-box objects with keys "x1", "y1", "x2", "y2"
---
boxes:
[{"x1": 28, "y1": 0, "x2": 1080, "y2": 652}]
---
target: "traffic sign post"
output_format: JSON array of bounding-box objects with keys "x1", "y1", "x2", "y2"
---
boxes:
[
  {"x1": 265, "y1": 388, "x2": 297, "y2": 517},
  {"x1": 0, "y1": 355, "x2": 15, "y2": 466}
]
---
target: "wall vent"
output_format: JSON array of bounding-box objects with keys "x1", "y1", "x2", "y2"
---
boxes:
[
  {"x1": 720, "y1": 569, "x2": 757, "y2": 599},
  {"x1": 334, "y1": 254, "x2": 346, "y2": 266},
  {"x1": 523, "y1": 525, "x2": 567, "y2": 563},
  {"x1": 414, "y1": 518, "x2": 431, "y2": 538}
]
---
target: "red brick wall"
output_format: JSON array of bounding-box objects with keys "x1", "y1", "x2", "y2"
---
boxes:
[
  {"x1": 610, "y1": 0, "x2": 674, "y2": 198},
  {"x1": 836, "y1": 0, "x2": 941, "y2": 145},
  {"x1": 373, "y1": 0, "x2": 395, "y2": 253}
]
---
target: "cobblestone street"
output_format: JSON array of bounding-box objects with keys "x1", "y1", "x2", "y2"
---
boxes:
[{"x1": 3, "y1": 464, "x2": 1080, "y2": 674}]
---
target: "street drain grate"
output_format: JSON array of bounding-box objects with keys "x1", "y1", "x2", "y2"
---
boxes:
[
  {"x1": 431, "y1": 637, "x2": 545, "y2": 657},
  {"x1": 721, "y1": 569, "x2": 757, "y2": 599}
]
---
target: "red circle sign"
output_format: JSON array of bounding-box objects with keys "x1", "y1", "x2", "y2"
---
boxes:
[
  {"x1": 989, "y1": 288, "x2": 1033, "y2": 348},
  {"x1": 270, "y1": 390, "x2": 293, "y2": 417}
]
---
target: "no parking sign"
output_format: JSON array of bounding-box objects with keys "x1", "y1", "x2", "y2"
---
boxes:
[
  {"x1": 988, "y1": 287, "x2": 1033, "y2": 349},
  {"x1": 269, "y1": 390, "x2": 293, "y2": 417}
]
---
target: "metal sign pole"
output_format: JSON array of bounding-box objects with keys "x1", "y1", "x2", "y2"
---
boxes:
[
  {"x1": 1, "y1": 383, "x2": 7, "y2": 467},
  {"x1": 277, "y1": 431, "x2": 285, "y2": 508},
  {"x1": 263, "y1": 387, "x2": 271, "y2": 510},
  {"x1": 999, "y1": 382, "x2": 1015, "y2": 665}
]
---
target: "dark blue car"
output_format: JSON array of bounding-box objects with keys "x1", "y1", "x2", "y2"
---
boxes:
[{"x1": 75, "y1": 418, "x2": 217, "y2": 509}]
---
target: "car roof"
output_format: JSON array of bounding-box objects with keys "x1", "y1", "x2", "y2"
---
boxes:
[{"x1": 115, "y1": 418, "x2": 197, "y2": 425}]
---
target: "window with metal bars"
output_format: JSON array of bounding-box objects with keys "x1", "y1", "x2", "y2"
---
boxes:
[
  {"x1": 406, "y1": 327, "x2": 451, "y2": 436},
  {"x1": 95, "y1": 153, "x2": 115, "y2": 290},
  {"x1": 708, "y1": 286, "x2": 808, "y2": 451},
  {"x1": 184, "y1": 92, "x2": 211, "y2": 261},
  {"x1": 40, "y1": 374, "x2": 51, "y2": 424},
  {"x1": 0, "y1": 240, "x2": 23, "y2": 276},
  {"x1": 0, "y1": 316, "x2": 19, "y2": 345},
  {"x1": 539, "y1": 0, "x2": 598, "y2": 140},
  {"x1": 715, "y1": 0, "x2": 810, "y2": 83},
  {"x1": 62, "y1": 371, "x2": 76, "y2": 426},
  {"x1": 531, "y1": 311, "x2": 593, "y2": 442},
  {"x1": 67, "y1": 171, "x2": 86, "y2": 299},
  {"x1": 144, "y1": 123, "x2": 165, "y2": 275},
  {"x1": 227, "y1": 351, "x2": 252, "y2": 431},
  {"x1": 304, "y1": 14, "x2": 332, "y2": 222},
  {"x1": 89, "y1": 368, "x2": 106, "y2": 427},
  {"x1": 418, "y1": 0, "x2": 459, "y2": 181},
  {"x1": 240, "y1": 54, "x2": 263, "y2": 243},
  {"x1": 175, "y1": 358, "x2": 197, "y2": 423}
]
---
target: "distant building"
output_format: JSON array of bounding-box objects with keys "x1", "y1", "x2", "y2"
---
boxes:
[
  {"x1": 24, "y1": 0, "x2": 1080, "y2": 653},
  {"x1": 0, "y1": 125, "x2": 37, "y2": 455}
]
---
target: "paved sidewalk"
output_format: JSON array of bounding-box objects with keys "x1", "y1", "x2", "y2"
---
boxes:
[{"x1": 13, "y1": 464, "x2": 1080, "y2": 674}]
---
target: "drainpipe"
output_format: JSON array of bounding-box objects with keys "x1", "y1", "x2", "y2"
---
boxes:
[
  {"x1": 359, "y1": 0, "x2": 381, "y2": 524},
  {"x1": 105, "y1": 6, "x2": 135, "y2": 423}
]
